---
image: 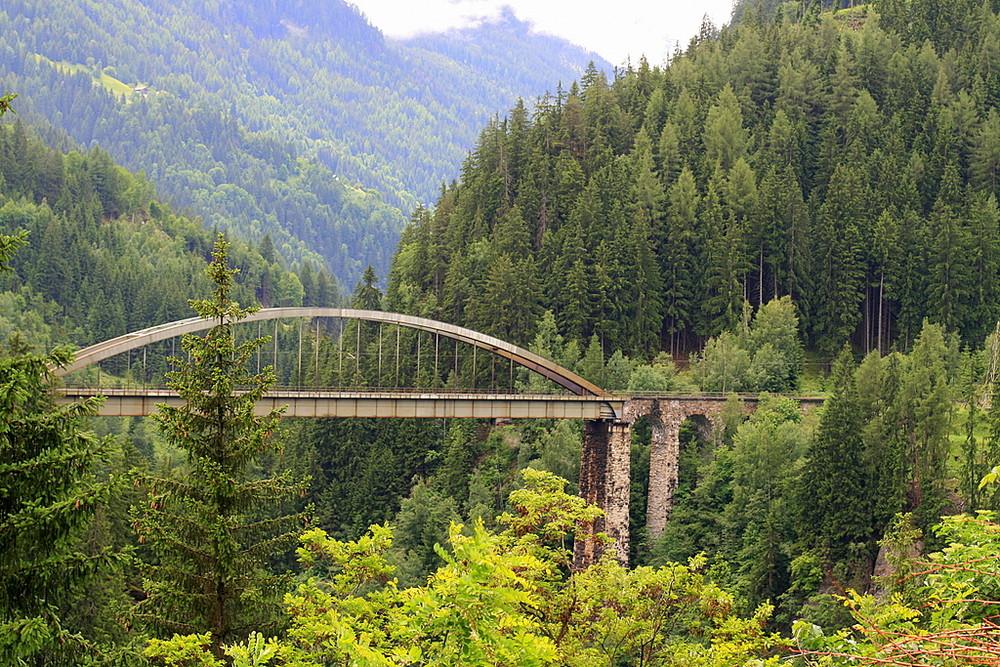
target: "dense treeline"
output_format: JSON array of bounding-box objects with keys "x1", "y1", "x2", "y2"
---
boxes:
[
  {"x1": 284, "y1": 0, "x2": 1000, "y2": 635},
  {"x1": 652, "y1": 320, "x2": 983, "y2": 626},
  {"x1": 0, "y1": 0, "x2": 605, "y2": 284},
  {"x1": 0, "y1": 120, "x2": 337, "y2": 353},
  {"x1": 387, "y1": 0, "x2": 1000, "y2": 360},
  {"x1": 331, "y1": 0, "x2": 1000, "y2": 644}
]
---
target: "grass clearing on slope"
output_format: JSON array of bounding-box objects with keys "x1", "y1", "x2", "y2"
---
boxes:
[{"x1": 33, "y1": 54, "x2": 136, "y2": 97}]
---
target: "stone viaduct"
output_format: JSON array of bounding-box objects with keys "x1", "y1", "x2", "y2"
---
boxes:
[{"x1": 573, "y1": 396, "x2": 822, "y2": 569}]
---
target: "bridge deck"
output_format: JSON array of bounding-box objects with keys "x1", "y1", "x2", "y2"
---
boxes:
[{"x1": 59, "y1": 388, "x2": 626, "y2": 420}]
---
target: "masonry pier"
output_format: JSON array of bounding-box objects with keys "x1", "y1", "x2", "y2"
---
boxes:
[{"x1": 574, "y1": 397, "x2": 768, "y2": 570}]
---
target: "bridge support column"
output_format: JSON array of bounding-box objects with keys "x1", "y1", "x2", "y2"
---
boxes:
[
  {"x1": 574, "y1": 419, "x2": 631, "y2": 569},
  {"x1": 645, "y1": 409, "x2": 681, "y2": 542}
]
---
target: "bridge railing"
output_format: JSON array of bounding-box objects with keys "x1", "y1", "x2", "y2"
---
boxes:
[
  {"x1": 59, "y1": 379, "x2": 585, "y2": 396},
  {"x1": 59, "y1": 379, "x2": 827, "y2": 403},
  {"x1": 622, "y1": 390, "x2": 829, "y2": 401}
]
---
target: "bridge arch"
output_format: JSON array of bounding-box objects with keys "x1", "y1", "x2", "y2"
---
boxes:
[{"x1": 55, "y1": 307, "x2": 609, "y2": 397}]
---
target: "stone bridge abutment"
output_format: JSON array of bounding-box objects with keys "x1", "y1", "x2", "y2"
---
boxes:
[{"x1": 574, "y1": 397, "x2": 750, "y2": 569}]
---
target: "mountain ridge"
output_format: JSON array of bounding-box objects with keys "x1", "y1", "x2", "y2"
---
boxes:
[{"x1": 0, "y1": 0, "x2": 609, "y2": 286}]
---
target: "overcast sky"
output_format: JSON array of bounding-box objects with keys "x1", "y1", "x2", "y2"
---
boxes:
[{"x1": 349, "y1": 0, "x2": 735, "y2": 67}]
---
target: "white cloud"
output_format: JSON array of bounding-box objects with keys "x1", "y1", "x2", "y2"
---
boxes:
[{"x1": 350, "y1": 0, "x2": 732, "y2": 67}]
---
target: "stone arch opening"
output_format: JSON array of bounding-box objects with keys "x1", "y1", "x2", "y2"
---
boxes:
[
  {"x1": 629, "y1": 414, "x2": 653, "y2": 563},
  {"x1": 644, "y1": 405, "x2": 726, "y2": 546},
  {"x1": 676, "y1": 413, "x2": 714, "y2": 504}
]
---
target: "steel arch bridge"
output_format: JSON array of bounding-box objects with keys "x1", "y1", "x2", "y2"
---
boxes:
[
  {"x1": 54, "y1": 307, "x2": 824, "y2": 568},
  {"x1": 57, "y1": 308, "x2": 623, "y2": 420}
]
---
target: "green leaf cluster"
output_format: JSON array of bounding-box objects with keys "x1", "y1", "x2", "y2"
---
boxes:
[{"x1": 148, "y1": 470, "x2": 785, "y2": 667}]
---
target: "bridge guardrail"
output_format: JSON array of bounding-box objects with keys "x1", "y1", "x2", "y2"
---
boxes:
[{"x1": 60, "y1": 382, "x2": 828, "y2": 402}]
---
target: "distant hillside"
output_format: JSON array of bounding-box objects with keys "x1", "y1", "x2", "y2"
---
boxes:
[
  {"x1": 0, "y1": 119, "x2": 331, "y2": 360},
  {"x1": 403, "y1": 8, "x2": 610, "y2": 101},
  {"x1": 0, "y1": 0, "x2": 609, "y2": 286}
]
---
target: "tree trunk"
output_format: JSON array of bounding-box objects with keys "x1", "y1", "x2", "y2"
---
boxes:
[
  {"x1": 878, "y1": 270, "x2": 884, "y2": 354},
  {"x1": 759, "y1": 247, "x2": 764, "y2": 306}
]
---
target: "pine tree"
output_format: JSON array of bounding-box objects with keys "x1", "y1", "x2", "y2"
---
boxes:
[
  {"x1": 299, "y1": 261, "x2": 316, "y2": 307},
  {"x1": 924, "y1": 198, "x2": 971, "y2": 335},
  {"x1": 133, "y1": 236, "x2": 307, "y2": 657},
  {"x1": 663, "y1": 167, "x2": 699, "y2": 354},
  {"x1": 811, "y1": 164, "x2": 867, "y2": 354},
  {"x1": 871, "y1": 208, "x2": 901, "y2": 354},
  {"x1": 701, "y1": 173, "x2": 749, "y2": 335},
  {"x1": 971, "y1": 108, "x2": 1000, "y2": 195},
  {"x1": 895, "y1": 321, "x2": 953, "y2": 534},
  {"x1": 703, "y1": 85, "x2": 749, "y2": 173},
  {"x1": 0, "y1": 230, "x2": 118, "y2": 663},
  {"x1": 627, "y1": 131, "x2": 667, "y2": 352},
  {"x1": 965, "y1": 192, "x2": 1000, "y2": 342}
]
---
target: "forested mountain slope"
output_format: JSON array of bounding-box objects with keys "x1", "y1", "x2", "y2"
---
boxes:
[
  {"x1": 0, "y1": 120, "x2": 330, "y2": 353},
  {"x1": 387, "y1": 0, "x2": 1000, "y2": 358},
  {"x1": 0, "y1": 0, "x2": 607, "y2": 286}
]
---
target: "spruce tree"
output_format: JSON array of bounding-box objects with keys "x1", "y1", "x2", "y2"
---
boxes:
[
  {"x1": 0, "y1": 230, "x2": 118, "y2": 663},
  {"x1": 811, "y1": 164, "x2": 866, "y2": 354},
  {"x1": 797, "y1": 346, "x2": 871, "y2": 571},
  {"x1": 133, "y1": 235, "x2": 307, "y2": 657},
  {"x1": 663, "y1": 167, "x2": 699, "y2": 354},
  {"x1": 895, "y1": 321, "x2": 953, "y2": 534},
  {"x1": 353, "y1": 265, "x2": 383, "y2": 310}
]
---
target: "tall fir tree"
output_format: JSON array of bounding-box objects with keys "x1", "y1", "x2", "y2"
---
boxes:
[
  {"x1": 797, "y1": 346, "x2": 871, "y2": 572},
  {"x1": 811, "y1": 164, "x2": 867, "y2": 354},
  {"x1": 895, "y1": 321, "x2": 954, "y2": 534},
  {"x1": 353, "y1": 265, "x2": 383, "y2": 311},
  {"x1": 133, "y1": 236, "x2": 307, "y2": 657},
  {"x1": 663, "y1": 167, "x2": 700, "y2": 354}
]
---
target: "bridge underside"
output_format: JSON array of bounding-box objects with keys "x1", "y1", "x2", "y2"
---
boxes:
[{"x1": 60, "y1": 389, "x2": 624, "y2": 420}]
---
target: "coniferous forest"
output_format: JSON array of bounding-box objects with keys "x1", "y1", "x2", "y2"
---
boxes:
[{"x1": 7, "y1": 0, "x2": 1000, "y2": 665}]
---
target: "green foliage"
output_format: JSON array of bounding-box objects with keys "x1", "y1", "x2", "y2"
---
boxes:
[
  {"x1": 351, "y1": 266, "x2": 383, "y2": 311},
  {"x1": 289, "y1": 416, "x2": 444, "y2": 542},
  {"x1": 726, "y1": 395, "x2": 811, "y2": 609},
  {"x1": 894, "y1": 322, "x2": 954, "y2": 533},
  {"x1": 0, "y1": 123, "x2": 315, "y2": 367},
  {"x1": 796, "y1": 321, "x2": 957, "y2": 587},
  {"x1": 627, "y1": 352, "x2": 680, "y2": 393},
  {"x1": 0, "y1": 0, "x2": 602, "y2": 285},
  {"x1": 382, "y1": 1, "x2": 1000, "y2": 365},
  {"x1": 151, "y1": 471, "x2": 786, "y2": 667},
  {"x1": 145, "y1": 634, "x2": 223, "y2": 667},
  {"x1": 794, "y1": 513, "x2": 1000, "y2": 666},
  {"x1": 133, "y1": 236, "x2": 307, "y2": 655},
  {"x1": 387, "y1": 480, "x2": 461, "y2": 588},
  {"x1": 649, "y1": 394, "x2": 813, "y2": 622},
  {"x1": 523, "y1": 419, "x2": 583, "y2": 491},
  {"x1": 698, "y1": 332, "x2": 754, "y2": 393},
  {"x1": 797, "y1": 346, "x2": 877, "y2": 572},
  {"x1": 0, "y1": 234, "x2": 120, "y2": 663},
  {"x1": 695, "y1": 297, "x2": 803, "y2": 392}
]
